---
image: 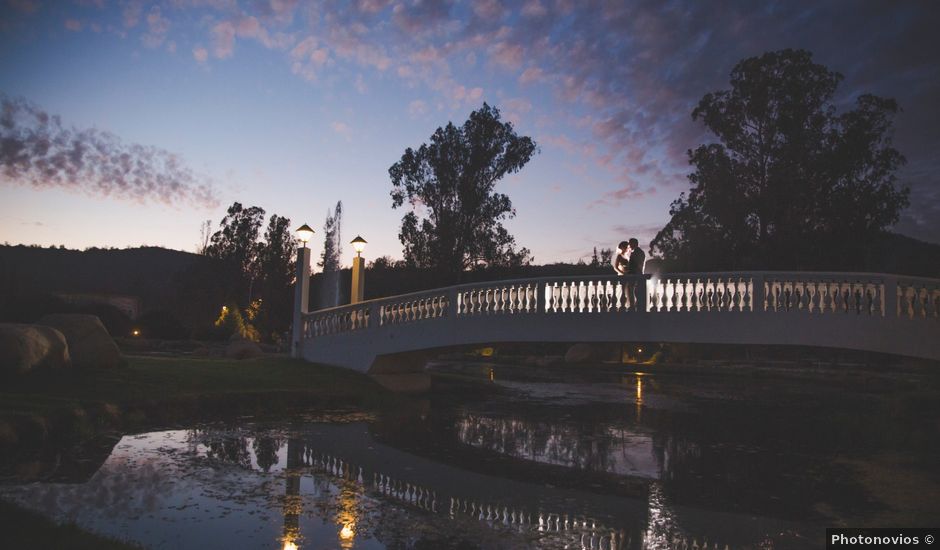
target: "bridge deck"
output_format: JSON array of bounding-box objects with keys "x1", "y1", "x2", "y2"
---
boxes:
[{"x1": 299, "y1": 272, "x2": 940, "y2": 372}]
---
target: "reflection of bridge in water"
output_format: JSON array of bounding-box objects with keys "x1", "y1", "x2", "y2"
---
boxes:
[
  {"x1": 299, "y1": 272, "x2": 940, "y2": 372},
  {"x1": 283, "y1": 442, "x2": 733, "y2": 550}
]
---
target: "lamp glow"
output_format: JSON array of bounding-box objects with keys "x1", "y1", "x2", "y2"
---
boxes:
[
  {"x1": 296, "y1": 223, "x2": 315, "y2": 245},
  {"x1": 350, "y1": 235, "x2": 367, "y2": 257}
]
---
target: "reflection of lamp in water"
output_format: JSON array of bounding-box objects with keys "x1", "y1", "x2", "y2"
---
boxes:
[
  {"x1": 635, "y1": 374, "x2": 644, "y2": 423},
  {"x1": 281, "y1": 438, "x2": 303, "y2": 550},
  {"x1": 337, "y1": 482, "x2": 360, "y2": 549}
]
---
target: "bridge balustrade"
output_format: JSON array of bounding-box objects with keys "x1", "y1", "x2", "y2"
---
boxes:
[{"x1": 299, "y1": 272, "x2": 940, "y2": 368}]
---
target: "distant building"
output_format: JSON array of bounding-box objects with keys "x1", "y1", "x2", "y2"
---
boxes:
[{"x1": 54, "y1": 292, "x2": 142, "y2": 320}]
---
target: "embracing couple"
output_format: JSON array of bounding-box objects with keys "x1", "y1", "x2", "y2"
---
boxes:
[
  {"x1": 613, "y1": 238, "x2": 645, "y2": 276},
  {"x1": 613, "y1": 238, "x2": 645, "y2": 310}
]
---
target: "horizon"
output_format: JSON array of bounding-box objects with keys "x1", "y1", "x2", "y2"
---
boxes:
[{"x1": 2, "y1": 1, "x2": 939, "y2": 266}]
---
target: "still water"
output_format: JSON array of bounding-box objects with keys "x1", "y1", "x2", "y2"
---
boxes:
[{"x1": 3, "y1": 367, "x2": 938, "y2": 549}]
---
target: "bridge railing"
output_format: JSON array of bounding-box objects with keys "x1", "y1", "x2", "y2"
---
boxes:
[{"x1": 302, "y1": 272, "x2": 939, "y2": 340}]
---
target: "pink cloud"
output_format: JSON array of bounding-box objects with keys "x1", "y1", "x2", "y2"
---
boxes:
[
  {"x1": 330, "y1": 121, "x2": 352, "y2": 139},
  {"x1": 490, "y1": 41, "x2": 524, "y2": 69},
  {"x1": 408, "y1": 99, "x2": 428, "y2": 116},
  {"x1": 142, "y1": 6, "x2": 170, "y2": 48},
  {"x1": 211, "y1": 21, "x2": 236, "y2": 58},
  {"x1": 521, "y1": 0, "x2": 547, "y2": 17},
  {"x1": 518, "y1": 66, "x2": 544, "y2": 85},
  {"x1": 355, "y1": 0, "x2": 391, "y2": 14},
  {"x1": 64, "y1": 19, "x2": 83, "y2": 32},
  {"x1": 122, "y1": 0, "x2": 142, "y2": 28},
  {"x1": 192, "y1": 46, "x2": 209, "y2": 63},
  {"x1": 473, "y1": 0, "x2": 505, "y2": 20}
]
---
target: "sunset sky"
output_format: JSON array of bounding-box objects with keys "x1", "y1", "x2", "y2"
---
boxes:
[{"x1": 2, "y1": 0, "x2": 938, "y2": 266}]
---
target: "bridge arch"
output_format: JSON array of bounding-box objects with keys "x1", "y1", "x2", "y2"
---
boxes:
[{"x1": 299, "y1": 272, "x2": 940, "y2": 373}]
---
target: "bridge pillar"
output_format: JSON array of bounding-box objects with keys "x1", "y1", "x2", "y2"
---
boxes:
[{"x1": 292, "y1": 246, "x2": 311, "y2": 358}]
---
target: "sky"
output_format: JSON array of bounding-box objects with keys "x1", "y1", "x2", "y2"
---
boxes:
[{"x1": 1, "y1": 0, "x2": 938, "y2": 267}]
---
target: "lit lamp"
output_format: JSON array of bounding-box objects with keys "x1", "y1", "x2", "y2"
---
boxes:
[
  {"x1": 296, "y1": 223, "x2": 315, "y2": 246},
  {"x1": 350, "y1": 235, "x2": 367, "y2": 304},
  {"x1": 292, "y1": 223, "x2": 314, "y2": 358}
]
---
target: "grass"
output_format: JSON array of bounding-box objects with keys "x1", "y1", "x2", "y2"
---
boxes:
[
  {"x1": 0, "y1": 355, "x2": 391, "y2": 446},
  {"x1": 0, "y1": 499, "x2": 142, "y2": 549}
]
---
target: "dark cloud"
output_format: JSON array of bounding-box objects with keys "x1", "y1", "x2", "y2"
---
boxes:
[
  {"x1": 0, "y1": 95, "x2": 218, "y2": 208},
  {"x1": 485, "y1": 0, "x2": 940, "y2": 242}
]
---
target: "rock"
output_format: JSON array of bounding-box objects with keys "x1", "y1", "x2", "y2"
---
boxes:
[
  {"x1": 39, "y1": 314, "x2": 124, "y2": 369},
  {"x1": 564, "y1": 343, "x2": 621, "y2": 363},
  {"x1": 0, "y1": 323, "x2": 71, "y2": 375},
  {"x1": 564, "y1": 343, "x2": 596, "y2": 363},
  {"x1": 226, "y1": 339, "x2": 264, "y2": 360}
]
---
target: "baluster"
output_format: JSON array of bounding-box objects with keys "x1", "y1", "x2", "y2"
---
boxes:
[
  {"x1": 742, "y1": 278, "x2": 753, "y2": 312},
  {"x1": 664, "y1": 279, "x2": 675, "y2": 312},
  {"x1": 819, "y1": 281, "x2": 832, "y2": 314},
  {"x1": 832, "y1": 283, "x2": 844, "y2": 313},
  {"x1": 578, "y1": 281, "x2": 587, "y2": 312},
  {"x1": 674, "y1": 279, "x2": 686, "y2": 312},
  {"x1": 716, "y1": 279, "x2": 727, "y2": 311},
  {"x1": 929, "y1": 287, "x2": 940, "y2": 318},
  {"x1": 914, "y1": 286, "x2": 926, "y2": 318},
  {"x1": 729, "y1": 279, "x2": 739, "y2": 311}
]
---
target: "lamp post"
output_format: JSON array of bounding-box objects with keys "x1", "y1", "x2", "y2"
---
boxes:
[
  {"x1": 292, "y1": 223, "x2": 314, "y2": 358},
  {"x1": 350, "y1": 236, "x2": 367, "y2": 304}
]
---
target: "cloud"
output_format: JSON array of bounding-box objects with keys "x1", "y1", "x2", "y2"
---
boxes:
[
  {"x1": 64, "y1": 19, "x2": 83, "y2": 32},
  {"x1": 210, "y1": 21, "x2": 236, "y2": 58},
  {"x1": 0, "y1": 95, "x2": 218, "y2": 209},
  {"x1": 192, "y1": 46, "x2": 209, "y2": 63},
  {"x1": 518, "y1": 66, "x2": 544, "y2": 85},
  {"x1": 408, "y1": 99, "x2": 428, "y2": 116},
  {"x1": 392, "y1": 0, "x2": 454, "y2": 35},
  {"x1": 122, "y1": 0, "x2": 142, "y2": 29},
  {"x1": 489, "y1": 41, "x2": 524, "y2": 69},
  {"x1": 141, "y1": 6, "x2": 170, "y2": 48},
  {"x1": 7, "y1": 0, "x2": 39, "y2": 14},
  {"x1": 521, "y1": 0, "x2": 547, "y2": 18},
  {"x1": 330, "y1": 121, "x2": 351, "y2": 139}
]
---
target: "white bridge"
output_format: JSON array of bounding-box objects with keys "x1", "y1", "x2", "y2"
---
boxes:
[{"x1": 299, "y1": 272, "x2": 940, "y2": 373}]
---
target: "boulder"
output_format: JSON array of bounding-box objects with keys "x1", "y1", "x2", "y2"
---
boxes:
[
  {"x1": 39, "y1": 314, "x2": 124, "y2": 369},
  {"x1": 564, "y1": 343, "x2": 620, "y2": 363},
  {"x1": 226, "y1": 339, "x2": 264, "y2": 360},
  {"x1": 564, "y1": 343, "x2": 595, "y2": 363},
  {"x1": 0, "y1": 323, "x2": 71, "y2": 375}
]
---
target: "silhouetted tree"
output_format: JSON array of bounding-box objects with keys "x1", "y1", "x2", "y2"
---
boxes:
[
  {"x1": 317, "y1": 201, "x2": 343, "y2": 308},
  {"x1": 651, "y1": 49, "x2": 909, "y2": 270},
  {"x1": 196, "y1": 219, "x2": 212, "y2": 255},
  {"x1": 205, "y1": 202, "x2": 266, "y2": 283},
  {"x1": 389, "y1": 103, "x2": 536, "y2": 280},
  {"x1": 257, "y1": 214, "x2": 294, "y2": 339}
]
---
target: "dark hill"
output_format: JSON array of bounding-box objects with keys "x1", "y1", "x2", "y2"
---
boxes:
[
  {"x1": 0, "y1": 245, "x2": 238, "y2": 335},
  {"x1": 0, "y1": 245, "x2": 201, "y2": 298}
]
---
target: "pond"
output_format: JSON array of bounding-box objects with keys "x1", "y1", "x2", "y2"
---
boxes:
[{"x1": 2, "y1": 365, "x2": 938, "y2": 549}]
